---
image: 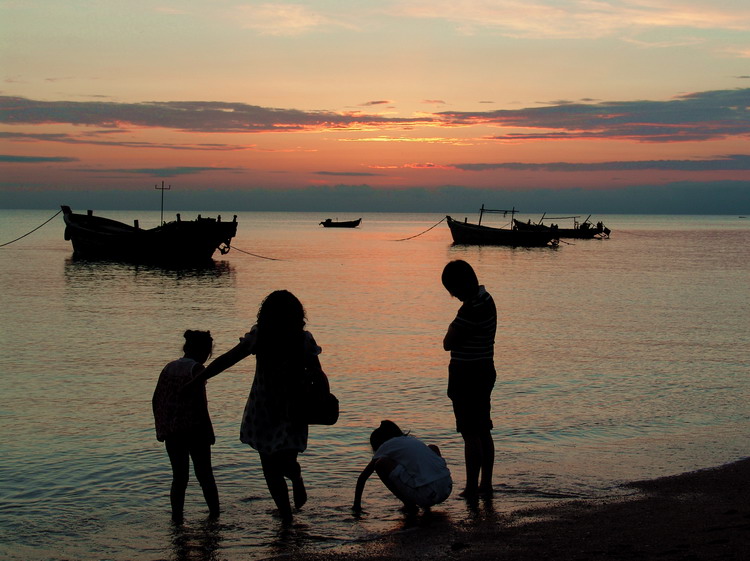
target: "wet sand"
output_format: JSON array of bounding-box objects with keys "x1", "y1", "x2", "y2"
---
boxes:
[{"x1": 279, "y1": 458, "x2": 750, "y2": 561}]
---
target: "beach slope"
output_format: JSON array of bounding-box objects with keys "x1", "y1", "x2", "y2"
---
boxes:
[{"x1": 283, "y1": 458, "x2": 750, "y2": 561}]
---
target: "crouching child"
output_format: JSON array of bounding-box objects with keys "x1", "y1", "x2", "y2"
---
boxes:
[{"x1": 353, "y1": 420, "x2": 452, "y2": 514}]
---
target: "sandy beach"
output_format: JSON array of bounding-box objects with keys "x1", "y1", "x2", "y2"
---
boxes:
[{"x1": 279, "y1": 458, "x2": 750, "y2": 561}]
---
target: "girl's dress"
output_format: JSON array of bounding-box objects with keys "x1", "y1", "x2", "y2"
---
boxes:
[
  {"x1": 238, "y1": 326, "x2": 322, "y2": 454},
  {"x1": 152, "y1": 357, "x2": 215, "y2": 444}
]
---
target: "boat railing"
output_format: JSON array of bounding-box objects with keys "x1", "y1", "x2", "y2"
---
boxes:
[
  {"x1": 478, "y1": 204, "x2": 518, "y2": 226},
  {"x1": 534, "y1": 214, "x2": 594, "y2": 229}
]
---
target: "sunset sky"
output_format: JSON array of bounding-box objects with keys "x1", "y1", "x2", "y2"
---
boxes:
[{"x1": 2, "y1": 1, "x2": 750, "y2": 212}]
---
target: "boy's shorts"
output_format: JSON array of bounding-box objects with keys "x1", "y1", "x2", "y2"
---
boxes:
[
  {"x1": 389, "y1": 464, "x2": 452, "y2": 507},
  {"x1": 448, "y1": 362, "x2": 496, "y2": 434}
]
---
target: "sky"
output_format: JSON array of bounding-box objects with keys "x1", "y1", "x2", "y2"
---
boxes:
[{"x1": 1, "y1": 0, "x2": 750, "y2": 213}]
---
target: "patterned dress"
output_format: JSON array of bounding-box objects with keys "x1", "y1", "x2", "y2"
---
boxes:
[{"x1": 238, "y1": 327, "x2": 322, "y2": 454}]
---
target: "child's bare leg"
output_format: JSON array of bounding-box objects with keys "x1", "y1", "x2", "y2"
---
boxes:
[
  {"x1": 459, "y1": 432, "x2": 482, "y2": 497},
  {"x1": 191, "y1": 443, "x2": 220, "y2": 517},
  {"x1": 166, "y1": 439, "x2": 190, "y2": 523},
  {"x1": 259, "y1": 452, "x2": 292, "y2": 524},
  {"x1": 478, "y1": 431, "x2": 494, "y2": 494},
  {"x1": 279, "y1": 450, "x2": 307, "y2": 509}
]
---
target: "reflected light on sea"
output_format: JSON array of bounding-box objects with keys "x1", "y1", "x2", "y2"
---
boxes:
[{"x1": 0, "y1": 210, "x2": 748, "y2": 560}]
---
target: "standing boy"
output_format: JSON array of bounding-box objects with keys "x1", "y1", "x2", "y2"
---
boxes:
[{"x1": 441, "y1": 260, "x2": 497, "y2": 498}]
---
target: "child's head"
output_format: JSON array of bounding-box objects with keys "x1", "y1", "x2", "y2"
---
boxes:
[
  {"x1": 441, "y1": 259, "x2": 479, "y2": 301},
  {"x1": 183, "y1": 330, "x2": 213, "y2": 363},
  {"x1": 257, "y1": 290, "x2": 306, "y2": 335},
  {"x1": 370, "y1": 420, "x2": 404, "y2": 451}
]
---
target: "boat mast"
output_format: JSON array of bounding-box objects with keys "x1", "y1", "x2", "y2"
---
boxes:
[{"x1": 155, "y1": 180, "x2": 171, "y2": 225}]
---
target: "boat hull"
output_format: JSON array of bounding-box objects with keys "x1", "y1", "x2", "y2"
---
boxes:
[
  {"x1": 512, "y1": 219, "x2": 610, "y2": 239},
  {"x1": 320, "y1": 218, "x2": 362, "y2": 228},
  {"x1": 61, "y1": 206, "x2": 237, "y2": 264},
  {"x1": 446, "y1": 216, "x2": 557, "y2": 247}
]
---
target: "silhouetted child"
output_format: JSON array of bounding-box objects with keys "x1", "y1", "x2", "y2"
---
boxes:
[
  {"x1": 353, "y1": 420, "x2": 452, "y2": 514},
  {"x1": 196, "y1": 290, "x2": 326, "y2": 525},
  {"x1": 442, "y1": 259, "x2": 497, "y2": 498},
  {"x1": 152, "y1": 330, "x2": 219, "y2": 523}
]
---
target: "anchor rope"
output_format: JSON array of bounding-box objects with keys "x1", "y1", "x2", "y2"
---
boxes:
[
  {"x1": 393, "y1": 216, "x2": 446, "y2": 241},
  {"x1": 228, "y1": 245, "x2": 283, "y2": 261},
  {"x1": 0, "y1": 209, "x2": 63, "y2": 248}
]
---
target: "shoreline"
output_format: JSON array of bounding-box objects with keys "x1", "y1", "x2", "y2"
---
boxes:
[{"x1": 277, "y1": 457, "x2": 750, "y2": 561}]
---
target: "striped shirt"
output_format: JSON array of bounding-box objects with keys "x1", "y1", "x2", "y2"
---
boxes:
[{"x1": 448, "y1": 285, "x2": 497, "y2": 363}]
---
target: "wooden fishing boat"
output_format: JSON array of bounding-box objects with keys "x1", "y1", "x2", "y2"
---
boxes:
[
  {"x1": 319, "y1": 217, "x2": 362, "y2": 228},
  {"x1": 513, "y1": 214, "x2": 611, "y2": 239},
  {"x1": 446, "y1": 206, "x2": 558, "y2": 247},
  {"x1": 61, "y1": 205, "x2": 238, "y2": 264}
]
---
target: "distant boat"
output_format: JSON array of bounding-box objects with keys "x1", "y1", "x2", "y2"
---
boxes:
[
  {"x1": 513, "y1": 214, "x2": 611, "y2": 239},
  {"x1": 319, "y1": 218, "x2": 362, "y2": 228},
  {"x1": 61, "y1": 205, "x2": 238, "y2": 264},
  {"x1": 446, "y1": 206, "x2": 558, "y2": 247}
]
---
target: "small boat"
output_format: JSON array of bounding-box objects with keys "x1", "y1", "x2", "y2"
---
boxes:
[
  {"x1": 319, "y1": 218, "x2": 362, "y2": 228},
  {"x1": 513, "y1": 214, "x2": 610, "y2": 239},
  {"x1": 61, "y1": 206, "x2": 238, "y2": 264},
  {"x1": 446, "y1": 206, "x2": 558, "y2": 247}
]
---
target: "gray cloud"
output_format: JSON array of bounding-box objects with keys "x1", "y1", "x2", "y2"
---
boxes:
[
  {"x1": 0, "y1": 154, "x2": 78, "y2": 163},
  {"x1": 439, "y1": 88, "x2": 750, "y2": 143},
  {"x1": 453, "y1": 154, "x2": 750, "y2": 172},
  {"x1": 0, "y1": 96, "x2": 430, "y2": 133},
  {"x1": 73, "y1": 166, "x2": 243, "y2": 177},
  {"x1": 0, "y1": 131, "x2": 250, "y2": 151},
  {"x1": 3, "y1": 89, "x2": 748, "y2": 143}
]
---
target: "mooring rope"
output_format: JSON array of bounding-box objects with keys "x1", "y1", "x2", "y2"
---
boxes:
[
  {"x1": 0, "y1": 209, "x2": 63, "y2": 248},
  {"x1": 228, "y1": 245, "x2": 283, "y2": 261},
  {"x1": 393, "y1": 216, "x2": 446, "y2": 241}
]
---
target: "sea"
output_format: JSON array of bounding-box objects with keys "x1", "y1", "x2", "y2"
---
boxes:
[{"x1": 0, "y1": 209, "x2": 748, "y2": 561}]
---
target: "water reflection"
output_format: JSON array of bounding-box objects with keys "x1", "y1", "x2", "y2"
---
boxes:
[
  {"x1": 169, "y1": 519, "x2": 224, "y2": 561},
  {"x1": 63, "y1": 257, "x2": 236, "y2": 284},
  {"x1": 462, "y1": 492, "x2": 496, "y2": 521},
  {"x1": 357, "y1": 506, "x2": 508, "y2": 559}
]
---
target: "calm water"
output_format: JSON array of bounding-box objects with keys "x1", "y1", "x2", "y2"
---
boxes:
[{"x1": 1, "y1": 209, "x2": 748, "y2": 560}]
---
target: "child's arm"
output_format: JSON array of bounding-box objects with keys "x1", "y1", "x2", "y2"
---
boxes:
[
  {"x1": 189, "y1": 343, "x2": 251, "y2": 385},
  {"x1": 352, "y1": 459, "x2": 377, "y2": 512},
  {"x1": 443, "y1": 323, "x2": 463, "y2": 351}
]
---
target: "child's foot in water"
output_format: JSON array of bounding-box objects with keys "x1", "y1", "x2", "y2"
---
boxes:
[
  {"x1": 292, "y1": 476, "x2": 307, "y2": 509},
  {"x1": 458, "y1": 487, "x2": 478, "y2": 499},
  {"x1": 478, "y1": 483, "x2": 494, "y2": 497}
]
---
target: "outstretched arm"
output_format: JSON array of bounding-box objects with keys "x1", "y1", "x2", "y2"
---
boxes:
[
  {"x1": 352, "y1": 459, "x2": 377, "y2": 512},
  {"x1": 191, "y1": 342, "x2": 252, "y2": 385}
]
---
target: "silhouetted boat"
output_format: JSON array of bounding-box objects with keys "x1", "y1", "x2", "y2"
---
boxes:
[
  {"x1": 61, "y1": 205, "x2": 237, "y2": 264},
  {"x1": 446, "y1": 206, "x2": 558, "y2": 247},
  {"x1": 319, "y1": 218, "x2": 362, "y2": 228},
  {"x1": 512, "y1": 214, "x2": 611, "y2": 239}
]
